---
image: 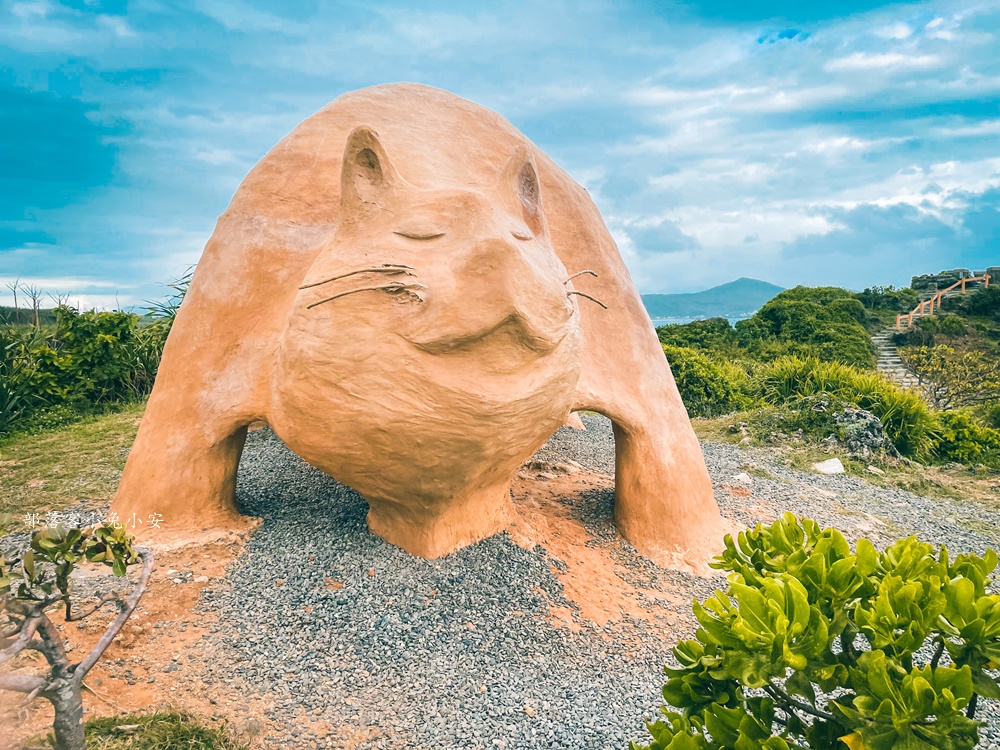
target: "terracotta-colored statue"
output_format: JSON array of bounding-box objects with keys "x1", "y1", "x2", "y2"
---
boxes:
[{"x1": 112, "y1": 84, "x2": 725, "y2": 563}]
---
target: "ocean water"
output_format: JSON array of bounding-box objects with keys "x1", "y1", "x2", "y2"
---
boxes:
[{"x1": 648, "y1": 314, "x2": 753, "y2": 327}]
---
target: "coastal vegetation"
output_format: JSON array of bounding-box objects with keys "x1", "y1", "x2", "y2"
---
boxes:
[
  {"x1": 1, "y1": 272, "x2": 998, "y2": 749},
  {"x1": 658, "y1": 283, "x2": 1000, "y2": 471},
  {"x1": 0, "y1": 275, "x2": 186, "y2": 436}
]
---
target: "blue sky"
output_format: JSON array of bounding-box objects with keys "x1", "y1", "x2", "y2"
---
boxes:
[{"x1": 1, "y1": 0, "x2": 999, "y2": 308}]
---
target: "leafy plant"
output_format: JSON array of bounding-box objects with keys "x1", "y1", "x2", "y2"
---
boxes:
[
  {"x1": 654, "y1": 286, "x2": 877, "y2": 369},
  {"x1": 934, "y1": 411, "x2": 1000, "y2": 468},
  {"x1": 752, "y1": 357, "x2": 938, "y2": 460},
  {"x1": 663, "y1": 345, "x2": 756, "y2": 418},
  {"x1": 854, "y1": 286, "x2": 920, "y2": 314},
  {"x1": 633, "y1": 513, "x2": 1000, "y2": 750},
  {"x1": 941, "y1": 287, "x2": 1000, "y2": 322},
  {"x1": 0, "y1": 334, "x2": 41, "y2": 433},
  {"x1": 0, "y1": 515, "x2": 153, "y2": 750},
  {"x1": 979, "y1": 403, "x2": 1000, "y2": 431},
  {"x1": 899, "y1": 346, "x2": 1000, "y2": 410},
  {"x1": 735, "y1": 288, "x2": 876, "y2": 369},
  {"x1": 143, "y1": 267, "x2": 193, "y2": 327}
]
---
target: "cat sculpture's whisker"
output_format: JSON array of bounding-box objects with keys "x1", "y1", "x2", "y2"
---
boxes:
[
  {"x1": 307, "y1": 282, "x2": 426, "y2": 310},
  {"x1": 299, "y1": 264, "x2": 416, "y2": 291},
  {"x1": 564, "y1": 270, "x2": 598, "y2": 285},
  {"x1": 567, "y1": 290, "x2": 608, "y2": 310}
]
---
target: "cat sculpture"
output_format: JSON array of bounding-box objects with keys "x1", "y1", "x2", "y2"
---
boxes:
[{"x1": 111, "y1": 83, "x2": 726, "y2": 565}]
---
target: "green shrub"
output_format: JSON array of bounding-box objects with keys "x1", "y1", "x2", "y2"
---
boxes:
[
  {"x1": 855, "y1": 285, "x2": 920, "y2": 313},
  {"x1": 633, "y1": 513, "x2": 1000, "y2": 750},
  {"x1": 827, "y1": 297, "x2": 868, "y2": 326},
  {"x1": 726, "y1": 396, "x2": 899, "y2": 458},
  {"x1": 752, "y1": 357, "x2": 938, "y2": 459},
  {"x1": 0, "y1": 273, "x2": 186, "y2": 436},
  {"x1": 0, "y1": 310, "x2": 169, "y2": 436},
  {"x1": 980, "y1": 403, "x2": 1000, "y2": 431},
  {"x1": 934, "y1": 411, "x2": 1000, "y2": 468},
  {"x1": 0, "y1": 332, "x2": 42, "y2": 432},
  {"x1": 892, "y1": 327, "x2": 935, "y2": 348},
  {"x1": 735, "y1": 288, "x2": 876, "y2": 369},
  {"x1": 942, "y1": 287, "x2": 1000, "y2": 320},
  {"x1": 899, "y1": 346, "x2": 1000, "y2": 410},
  {"x1": 664, "y1": 345, "x2": 755, "y2": 418},
  {"x1": 658, "y1": 318, "x2": 743, "y2": 357},
  {"x1": 915, "y1": 315, "x2": 967, "y2": 337}
]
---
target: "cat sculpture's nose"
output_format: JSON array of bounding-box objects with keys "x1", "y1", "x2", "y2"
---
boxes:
[{"x1": 403, "y1": 236, "x2": 576, "y2": 354}]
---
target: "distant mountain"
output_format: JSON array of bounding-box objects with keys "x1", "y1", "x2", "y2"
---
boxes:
[{"x1": 642, "y1": 278, "x2": 784, "y2": 320}]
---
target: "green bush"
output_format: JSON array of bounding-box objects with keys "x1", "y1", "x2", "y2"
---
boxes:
[
  {"x1": 980, "y1": 403, "x2": 1000, "y2": 431},
  {"x1": 31, "y1": 307, "x2": 149, "y2": 403},
  {"x1": 915, "y1": 315, "x2": 967, "y2": 337},
  {"x1": 663, "y1": 345, "x2": 755, "y2": 418},
  {"x1": 934, "y1": 411, "x2": 1000, "y2": 468},
  {"x1": 658, "y1": 318, "x2": 743, "y2": 357},
  {"x1": 892, "y1": 327, "x2": 936, "y2": 348},
  {"x1": 0, "y1": 309, "x2": 169, "y2": 435},
  {"x1": 942, "y1": 287, "x2": 1000, "y2": 321},
  {"x1": 735, "y1": 288, "x2": 876, "y2": 369},
  {"x1": 855, "y1": 285, "x2": 920, "y2": 313},
  {"x1": 725, "y1": 396, "x2": 899, "y2": 458},
  {"x1": 655, "y1": 286, "x2": 877, "y2": 369},
  {"x1": 633, "y1": 513, "x2": 1000, "y2": 750},
  {"x1": 0, "y1": 331, "x2": 42, "y2": 431},
  {"x1": 752, "y1": 357, "x2": 938, "y2": 459}
]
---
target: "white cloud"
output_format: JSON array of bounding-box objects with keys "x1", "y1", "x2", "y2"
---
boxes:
[
  {"x1": 875, "y1": 23, "x2": 913, "y2": 39},
  {"x1": 3, "y1": 0, "x2": 1000, "y2": 297},
  {"x1": 824, "y1": 52, "x2": 942, "y2": 72}
]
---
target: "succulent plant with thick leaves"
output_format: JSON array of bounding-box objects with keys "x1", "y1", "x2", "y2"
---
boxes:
[{"x1": 633, "y1": 513, "x2": 1000, "y2": 750}]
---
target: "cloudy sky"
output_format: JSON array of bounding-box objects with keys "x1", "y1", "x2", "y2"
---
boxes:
[{"x1": 1, "y1": 0, "x2": 998, "y2": 308}]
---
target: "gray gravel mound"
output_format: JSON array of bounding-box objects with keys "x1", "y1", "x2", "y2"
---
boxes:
[{"x1": 193, "y1": 414, "x2": 1000, "y2": 749}]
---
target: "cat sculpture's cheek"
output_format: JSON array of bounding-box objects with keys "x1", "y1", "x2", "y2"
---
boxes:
[{"x1": 268, "y1": 288, "x2": 583, "y2": 511}]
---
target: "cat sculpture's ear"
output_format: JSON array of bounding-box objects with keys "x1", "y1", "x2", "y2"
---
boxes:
[
  {"x1": 340, "y1": 126, "x2": 404, "y2": 216},
  {"x1": 497, "y1": 146, "x2": 546, "y2": 236}
]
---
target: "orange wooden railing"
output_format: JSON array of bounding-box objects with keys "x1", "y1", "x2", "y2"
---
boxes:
[{"x1": 895, "y1": 274, "x2": 991, "y2": 330}]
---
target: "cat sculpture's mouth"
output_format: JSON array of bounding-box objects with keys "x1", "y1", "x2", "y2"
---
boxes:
[
  {"x1": 408, "y1": 310, "x2": 569, "y2": 356},
  {"x1": 301, "y1": 264, "x2": 605, "y2": 357}
]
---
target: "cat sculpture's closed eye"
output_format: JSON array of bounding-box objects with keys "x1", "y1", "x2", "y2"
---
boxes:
[{"x1": 112, "y1": 83, "x2": 726, "y2": 567}]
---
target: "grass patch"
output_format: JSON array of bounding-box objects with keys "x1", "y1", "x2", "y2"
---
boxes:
[
  {"x1": 23, "y1": 712, "x2": 248, "y2": 750},
  {"x1": 695, "y1": 412, "x2": 1000, "y2": 504},
  {"x1": 0, "y1": 401, "x2": 145, "y2": 527}
]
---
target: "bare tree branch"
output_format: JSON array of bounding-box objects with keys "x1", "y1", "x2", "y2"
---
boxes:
[
  {"x1": 0, "y1": 616, "x2": 40, "y2": 666},
  {"x1": 65, "y1": 591, "x2": 121, "y2": 623},
  {"x1": 0, "y1": 672, "x2": 47, "y2": 693},
  {"x1": 72, "y1": 547, "x2": 154, "y2": 684}
]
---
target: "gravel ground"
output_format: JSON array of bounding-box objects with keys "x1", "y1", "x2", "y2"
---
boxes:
[{"x1": 191, "y1": 414, "x2": 1000, "y2": 750}]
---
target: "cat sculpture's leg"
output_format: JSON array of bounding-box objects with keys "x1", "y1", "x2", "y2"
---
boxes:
[
  {"x1": 544, "y1": 170, "x2": 729, "y2": 567},
  {"x1": 111, "y1": 215, "x2": 326, "y2": 537},
  {"x1": 113, "y1": 391, "x2": 250, "y2": 533}
]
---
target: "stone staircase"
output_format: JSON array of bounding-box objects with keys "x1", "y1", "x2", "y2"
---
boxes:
[{"x1": 873, "y1": 329, "x2": 921, "y2": 389}]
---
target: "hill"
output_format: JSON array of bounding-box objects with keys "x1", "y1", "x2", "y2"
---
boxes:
[{"x1": 641, "y1": 277, "x2": 783, "y2": 319}]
